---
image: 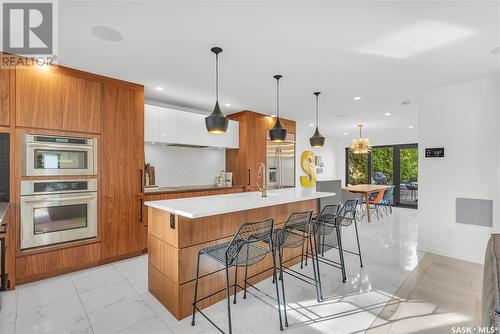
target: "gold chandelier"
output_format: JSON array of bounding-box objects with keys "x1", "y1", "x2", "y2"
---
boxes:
[{"x1": 350, "y1": 124, "x2": 371, "y2": 154}]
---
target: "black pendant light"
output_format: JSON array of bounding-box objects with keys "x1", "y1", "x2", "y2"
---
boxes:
[
  {"x1": 309, "y1": 91, "x2": 326, "y2": 147},
  {"x1": 269, "y1": 75, "x2": 287, "y2": 142},
  {"x1": 205, "y1": 47, "x2": 228, "y2": 134}
]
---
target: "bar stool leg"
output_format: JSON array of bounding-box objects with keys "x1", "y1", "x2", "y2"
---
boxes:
[
  {"x1": 233, "y1": 265, "x2": 238, "y2": 304},
  {"x1": 271, "y1": 248, "x2": 284, "y2": 331},
  {"x1": 335, "y1": 223, "x2": 347, "y2": 282},
  {"x1": 278, "y1": 246, "x2": 288, "y2": 327},
  {"x1": 191, "y1": 252, "x2": 202, "y2": 326},
  {"x1": 243, "y1": 244, "x2": 249, "y2": 299},
  {"x1": 354, "y1": 220, "x2": 363, "y2": 268},
  {"x1": 300, "y1": 231, "x2": 306, "y2": 269},
  {"x1": 310, "y1": 228, "x2": 322, "y2": 301},
  {"x1": 304, "y1": 236, "x2": 309, "y2": 267},
  {"x1": 224, "y1": 264, "x2": 233, "y2": 334}
]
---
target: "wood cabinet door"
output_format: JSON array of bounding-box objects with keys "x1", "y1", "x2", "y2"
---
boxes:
[
  {"x1": 101, "y1": 196, "x2": 143, "y2": 259},
  {"x1": 0, "y1": 69, "x2": 9, "y2": 127},
  {"x1": 15, "y1": 68, "x2": 101, "y2": 133},
  {"x1": 100, "y1": 83, "x2": 144, "y2": 197},
  {"x1": 246, "y1": 115, "x2": 267, "y2": 191}
]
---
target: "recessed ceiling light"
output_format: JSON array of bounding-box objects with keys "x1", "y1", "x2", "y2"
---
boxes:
[
  {"x1": 151, "y1": 142, "x2": 156, "y2": 144},
  {"x1": 384, "y1": 112, "x2": 392, "y2": 116},
  {"x1": 224, "y1": 103, "x2": 231, "y2": 107},
  {"x1": 491, "y1": 46, "x2": 500, "y2": 55},
  {"x1": 91, "y1": 26, "x2": 124, "y2": 42},
  {"x1": 271, "y1": 114, "x2": 276, "y2": 117},
  {"x1": 155, "y1": 86, "x2": 164, "y2": 91},
  {"x1": 354, "y1": 20, "x2": 476, "y2": 58},
  {"x1": 343, "y1": 132, "x2": 348, "y2": 136},
  {"x1": 309, "y1": 123, "x2": 315, "y2": 127},
  {"x1": 408, "y1": 125, "x2": 414, "y2": 129},
  {"x1": 353, "y1": 96, "x2": 362, "y2": 101}
]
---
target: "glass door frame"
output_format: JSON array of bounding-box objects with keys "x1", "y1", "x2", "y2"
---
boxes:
[{"x1": 345, "y1": 143, "x2": 418, "y2": 208}]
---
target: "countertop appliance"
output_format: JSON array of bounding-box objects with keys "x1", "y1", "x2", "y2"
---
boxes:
[
  {"x1": 23, "y1": 134, "x2": 97, "y2": 176},
  {"x1": 266, "y1": 133, "x2": 295, "y2": 189},
  {"x1": 20, "y1": 179, "x2": 98, "y2": 250}
]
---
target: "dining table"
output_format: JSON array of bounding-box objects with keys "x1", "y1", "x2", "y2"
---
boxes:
[{"x1": 344, "y1": 184, "x2": 392, "y2": 222}]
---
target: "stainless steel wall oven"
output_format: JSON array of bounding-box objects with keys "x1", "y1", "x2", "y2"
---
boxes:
[
  {"x1": 20, "y1": 179, "x2": 97, "y2": 250},
  {"x1": 23, "y1": 134, "x2": 97, "y2": 176}
]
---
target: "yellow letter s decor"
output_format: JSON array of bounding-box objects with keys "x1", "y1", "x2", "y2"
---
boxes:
[{"x1": 300, "y1": 151, "x2": 317, "y2": 187}]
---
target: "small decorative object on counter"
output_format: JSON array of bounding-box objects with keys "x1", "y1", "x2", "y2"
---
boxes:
[{"x1": 225, "y1": 171, "x2": 233, "y2": 186}]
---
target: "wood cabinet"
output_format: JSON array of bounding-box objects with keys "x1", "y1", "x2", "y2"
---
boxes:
[
  {"x1": 15, "y1": 67, "x2": 101, "y2": 133},
  {"x1": 101, "y1": 84, "x2": 144, "y2": 197},
  {"x1": 100, "y1": 83, "x2": 144, "y2": 260},
  {"x1": 101, "y1": 196, "x2": 143, "y2": 259},
  {"x1": 226, "y1": 111, "x2": 295, "y2": 191},
  {"x1": 0, "y1": 69, "x2": 9, "y2": 127}
]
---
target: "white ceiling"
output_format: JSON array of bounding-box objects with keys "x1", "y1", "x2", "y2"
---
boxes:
[{"x1": 57, "y1": 1, "x2": 500, "y2": 141}]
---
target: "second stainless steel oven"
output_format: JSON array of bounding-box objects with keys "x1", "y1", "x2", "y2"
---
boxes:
[
  {"x1": 20, "y1": 179, "x2": 98, "y2": 250},
  {"x1": 23, "y1": 134, "x2": 97, "y2": 176}
]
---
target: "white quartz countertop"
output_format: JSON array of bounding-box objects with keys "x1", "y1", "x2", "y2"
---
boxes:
[{"x1": 145, "y1": 188, "x2": 335, "y2": 218}]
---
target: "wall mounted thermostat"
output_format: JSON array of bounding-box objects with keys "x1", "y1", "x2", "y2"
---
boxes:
[{"x1": 425, "y1": 147, "x2": 444, "y2": 158}]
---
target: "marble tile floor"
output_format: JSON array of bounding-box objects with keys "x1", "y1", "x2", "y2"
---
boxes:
[{"x1": 0, "y1": 207, "x2": 423, "y2": 334}]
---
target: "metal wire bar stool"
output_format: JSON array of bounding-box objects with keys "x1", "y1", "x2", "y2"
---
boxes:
[
  {"x1": 323, "y1": 199, "x2": 363, "y2": 268},
  {"x1": 300, "y1": 204, "x2": 348, "y2": 282},
  {"x1": 264, "y1": 211, "x2": 322, "y2": 328},
  {"x1": 191, "y1": 218, "x2": 283, "y2": 334}
]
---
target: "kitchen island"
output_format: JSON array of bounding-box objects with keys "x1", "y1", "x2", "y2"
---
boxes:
[{"x1": 145, "y1": 188, "x2": 334, "y2": 320}]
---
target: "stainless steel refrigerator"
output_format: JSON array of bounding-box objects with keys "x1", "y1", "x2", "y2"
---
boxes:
[{"x1": 266, "y1": 133, "x2": 295, "y2": 189}]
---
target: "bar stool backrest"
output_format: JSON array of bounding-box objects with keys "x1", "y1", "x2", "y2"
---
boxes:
[
  {"x1": 317, "y1": 204, "x2": 340, "y2": 225},
  {"x1": 337, "y1": 199, "x2": 359, "y2": 225},
  {"x1": 278, "y1": 211, "x2": 313, "y2": 247},
  {"x1": 225, "y1": 218, "x2": 274, "y2": 265}
]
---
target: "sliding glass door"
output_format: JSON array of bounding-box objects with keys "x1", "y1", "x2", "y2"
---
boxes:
[{"x1": 346, "y1": 144, "x2": 418, "y2": 208}]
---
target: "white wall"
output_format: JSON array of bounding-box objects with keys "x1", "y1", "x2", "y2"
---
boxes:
[
  {"x1": 417, "y1": 75, "x2": 500, "y2": 264},
  {"x1": 295, "y1": 121, "x2": 338, "y2": 188},
  {"x1": 144, "y1": 144, "x2": 225, "y2": 187}
]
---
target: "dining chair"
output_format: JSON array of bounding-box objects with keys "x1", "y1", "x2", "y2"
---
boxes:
[{"x1": 367, "y1": 189, "x2": 386, "y2": 221}]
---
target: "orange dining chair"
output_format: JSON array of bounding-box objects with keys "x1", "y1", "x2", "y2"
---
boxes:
[{"x1": 367, "y1": 189, "x2": 386, "y2": 221}]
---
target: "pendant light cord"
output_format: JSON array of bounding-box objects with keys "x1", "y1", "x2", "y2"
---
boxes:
[
  {"x1": 215, "y1": 52, "x2": 219, "y2": 102},
  {"x1": 316, "y1": 94, "x2": 319, "y2": 126},
  {"x1": 276, "y1": 78, "x2": 280, "y2": 118}
]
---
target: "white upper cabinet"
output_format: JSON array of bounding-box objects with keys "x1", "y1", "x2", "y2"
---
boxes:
[
  {"x1": 159, "y1": 107, "x2": 178, "y2": 143},
  {"x1": 144, "y1": 104, "x2": 239, "y2": 148},
  {"x1": 144, "y1": 104, "x2": 160, "y2": 142}
]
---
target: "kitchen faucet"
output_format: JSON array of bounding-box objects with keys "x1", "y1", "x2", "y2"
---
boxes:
[{"x1": 257, "y1": 162, "x2": 267, "y2": 197}]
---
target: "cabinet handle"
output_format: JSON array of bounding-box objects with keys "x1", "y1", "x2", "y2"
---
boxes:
[
  {"x1": 140, "y1": 169, "x2": 144, "y2": 194},
  {"x1": 247, "y1": 169, "x2": 250, "y2": 186},
  {"x1": 139, "y1": 198, "x2": 143, "y2": 222}
]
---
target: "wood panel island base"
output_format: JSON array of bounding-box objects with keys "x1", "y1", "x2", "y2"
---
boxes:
[{"x1": 145, "y1": 188, "x2": 335, "y2": 320}]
